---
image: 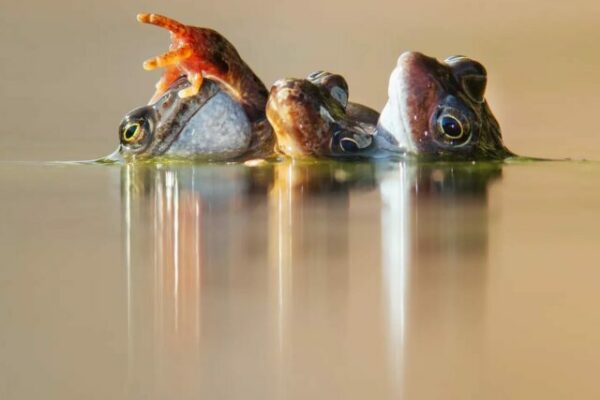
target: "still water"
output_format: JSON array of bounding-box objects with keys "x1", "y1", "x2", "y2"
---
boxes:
[{"x1": 1, "y1": 159, "x2": 599, "y2": 399}]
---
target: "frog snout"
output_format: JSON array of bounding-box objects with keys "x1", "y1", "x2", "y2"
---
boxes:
[{"x1": 397, "y1": 51, "x2": 439, "y2": 73}]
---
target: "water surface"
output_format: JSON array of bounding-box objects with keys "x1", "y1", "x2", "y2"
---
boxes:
[
  {"x1": 1, "y1": 160, "x2": 600, "y2": 399},
  {"x1": 2, "y1": 0, "x2": 600, "y2": 397}
]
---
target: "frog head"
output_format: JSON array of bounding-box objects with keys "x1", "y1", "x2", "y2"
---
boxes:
[{"x1": 378, "y1": 52, "x2": 512, "y2": 160}]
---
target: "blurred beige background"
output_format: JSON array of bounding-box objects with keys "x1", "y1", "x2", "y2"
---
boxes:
[{"x1": 1, "y1": 0, "x2": 599, "y2": 161}]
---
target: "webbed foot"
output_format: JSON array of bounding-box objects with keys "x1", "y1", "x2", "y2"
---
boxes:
[{"x1": 137, "y1": 13, "x2": 226, "y2": 102}]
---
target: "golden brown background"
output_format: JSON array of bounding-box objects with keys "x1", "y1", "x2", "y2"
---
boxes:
[
  {"x1": 1, "y1": 0, "x2": 599, "y2": 160},
  {"x1": 2, "y1": 2, "x2": 600, "y2": 400}
]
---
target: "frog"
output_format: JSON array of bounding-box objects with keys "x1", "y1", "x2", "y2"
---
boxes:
[
  {"x1": 117, "y1": 13, "x2": 273, "y2": 161},
  {"x1": 266, "y1": 52, "x2": 514, "y2": 161},
  {"x1": 117, "y1": 13, "x2": 511, "y2": 162},
  {"x1": 266, "y1": 71, "x2": 400, "y2": 159}
]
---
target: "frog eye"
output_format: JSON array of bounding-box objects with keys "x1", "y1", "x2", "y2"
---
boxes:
[
  {"x1": 438, "y1": 115, "x2": 464, "y2": 140},
  {"x1": 122, "y1": 123, "x2": 142, "y2": 143},
  {"x1": 338, "y1": 133, "x2": 372, "y2": 152},
  {"x1": 340, "y1": 137, "x2": 359, "y2": 152}
]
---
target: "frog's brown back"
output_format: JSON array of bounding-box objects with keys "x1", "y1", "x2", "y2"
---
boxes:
[{"x1": 198, "y1": 28, "x2": 269, "y2": 122}]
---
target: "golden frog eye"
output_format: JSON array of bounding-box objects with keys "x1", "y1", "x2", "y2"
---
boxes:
[
  {"x1": 122, "y1": 123, "x2": 141, "y2": 143},
  {"x1": 438, "y1": 115, "x2": 464, "y2": 140}
]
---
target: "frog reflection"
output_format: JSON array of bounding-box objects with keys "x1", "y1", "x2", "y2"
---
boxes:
[
  {"x1": 378, "y1": 162, "x2": 502, "y2": 397},
  {"x1": 120, "y1": 159, "x2": 502, "y2": 397},
  {"x1": 266, "y1": 161, "x2": 503, "y2": 396},
  {"x1": 121, "y1": 163, "x2": 281, "y2": 395}
]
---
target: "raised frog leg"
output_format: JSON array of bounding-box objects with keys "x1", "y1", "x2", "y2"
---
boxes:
[{"x1": 136, "y1": 13, "x2": 268, "y2": 120}]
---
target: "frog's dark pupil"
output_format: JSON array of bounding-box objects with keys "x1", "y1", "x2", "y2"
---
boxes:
[
  {"x1": 124, "y1": 125, "x2": 138, "y2": 140},
  {"x1": 440, "y1": 116, "x2": 462, "y2": 139},
  {"x1": 340, "y1": 138, "x2": 359, "y2": 152}
]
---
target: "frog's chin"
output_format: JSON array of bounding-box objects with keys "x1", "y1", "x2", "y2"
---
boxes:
[{"x1": 377, "y1": 51, "x2": 440, "y2": 154}]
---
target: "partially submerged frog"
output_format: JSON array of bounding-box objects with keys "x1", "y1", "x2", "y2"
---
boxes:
[
  {"x1": 267, "y1": 52, "x2": 513, "y2": 160},
  {"x1": 266, "y1": 71, "x2": 398, "y2": 158},
  {"x1": 117, "y1": 14, "x2": 273, "y2": 161},
  {"x1": 117, "y1": 13, "x2": 511, "y2": 162}
]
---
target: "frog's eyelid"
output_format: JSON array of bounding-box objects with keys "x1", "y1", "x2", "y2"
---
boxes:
[
  {"x1": 444, "y1": 56, "x2": 488, "y2": 102},
  {"x1": 445, "y1": 55, "x2": 466, "y2": 63},
  {"x1": 461, "y1": 75, "x2": 487, "y2": 103},
  {"x1": 445, "y1": 55, "x2": 473, "y2": 65},
  {"x1": 330, "y1": 86, "x2": 348, "y2": 108},
  {"x1": 308, "y1": 71, "x2": 327, "y2": 80}
]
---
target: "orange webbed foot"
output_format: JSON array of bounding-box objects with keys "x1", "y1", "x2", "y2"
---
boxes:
[
  {"x1": 137, "y1": 13, "x2": 208, "y2": 100},
  {"x1": 137, "y1": 13, "x2": 187, "y2": 36},
  {"x1": 177, "y1": 73, "x2": 204, "y2": 99},
  {"x1": 142, "y1": 45, "x2": 192, "y2": 71}
]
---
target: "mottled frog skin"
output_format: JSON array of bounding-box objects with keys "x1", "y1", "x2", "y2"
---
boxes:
[
  {"x1": 117, "y1": 13, "x2": 511, "y2": 162},
  {"x1": 117, "y1": 14, "x2": 273, "y2": 161},
  {"x1": 119, "y1": 78, "x2": 272, "y2": 161},
  {"x1": 267, "y1": 52, "x2": 513, "y2": 160},
  {"x1": 266, "y1": 71, "x2": 398, "y2": 159}
]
